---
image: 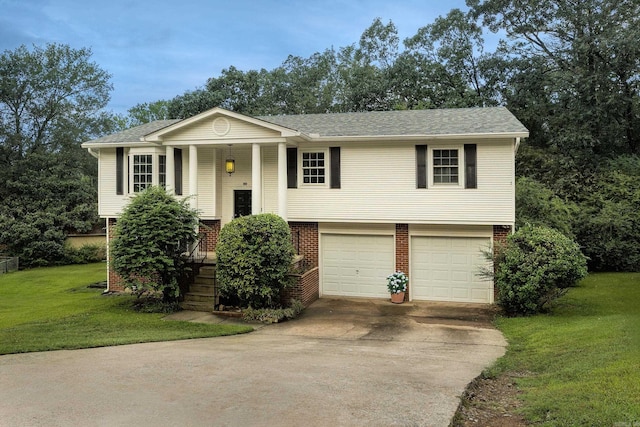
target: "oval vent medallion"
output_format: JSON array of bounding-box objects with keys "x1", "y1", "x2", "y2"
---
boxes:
[{"x1": 212, "y1": 117, "x2": 230, "y2": 136}]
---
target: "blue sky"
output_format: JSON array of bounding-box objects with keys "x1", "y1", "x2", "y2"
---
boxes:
[{"x1": 1, "y1": 0, "x2": 472, "y2": 114}]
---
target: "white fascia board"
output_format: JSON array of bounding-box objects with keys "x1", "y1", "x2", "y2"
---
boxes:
[
  {"x1": 301, "y1": 131, "x2": 530, "y2": 143},
  {"x1": 81, "y1": 141, "x2": 161, "y2": 149}
]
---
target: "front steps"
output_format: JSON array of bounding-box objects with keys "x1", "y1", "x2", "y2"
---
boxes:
[{"x1": 181, "y1": 263, "x2": 217, "y2": 312}]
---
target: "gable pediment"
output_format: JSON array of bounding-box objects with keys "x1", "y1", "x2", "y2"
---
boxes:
[{"x1": 143, "y1": 107, "x2": 300, "y2": 143}]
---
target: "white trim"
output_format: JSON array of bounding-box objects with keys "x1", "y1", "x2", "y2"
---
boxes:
[
  {"x1": 429, "y1": 145, "x2": 463, "y2": 188},
  {"x1": 189, "y1": 145, "x2": 198, "y2": 210},
  {"x1": 299, "y1": 148, "x2": 329, "y2": 188},
  {"x1": 165, "y1": 146, "x2": 175, "y2": 195}
]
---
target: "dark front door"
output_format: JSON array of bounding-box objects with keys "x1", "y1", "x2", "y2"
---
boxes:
[{"x1": 234, "y1": 190, "x2": 252, "y2": 218}]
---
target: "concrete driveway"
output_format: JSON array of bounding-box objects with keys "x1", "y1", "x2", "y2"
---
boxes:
[{"x1": 0, "y1": 298, "x2": 506, "y2": 427}]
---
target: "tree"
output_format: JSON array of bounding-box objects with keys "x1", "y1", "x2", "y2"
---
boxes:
[
  {"x1": 404, "y1": 9, "x2": 495, "y2": 108},
  {"x1": 110, "y1": 186, "x2": 199, "y2": 304},
  {"x1": 469, "y1": 0, "x2": 640, "y2": 158},
  {"x1": 0, "y1": 43, "x2": 114, "y2": 265},
  {"x1": 0, "y1": 43, "x2": 112, "y2": 162}
]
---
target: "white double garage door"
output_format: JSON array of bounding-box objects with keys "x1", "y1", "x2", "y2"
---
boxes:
[{"x1": 320, "y1": 225, "x2": 493, "y2": 303}]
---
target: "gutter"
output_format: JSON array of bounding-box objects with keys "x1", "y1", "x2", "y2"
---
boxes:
[{"x1": 87, "y1": 148, "x2": 99, "y2": 159}]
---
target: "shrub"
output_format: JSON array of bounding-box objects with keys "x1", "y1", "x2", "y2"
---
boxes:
[
  {"x1": 242, "y1": 299, "x2": 305, "y2": 323},
  {"x1": 216, "y1": 213, "x2": 295, "y2": 309},
  {"x1": 110, "y1": 186, "x2": 199, "y2": 303},
  {"x1": 493, "y1": 225, "x2": 588, "y2": 316},
  {"x1": 63, "y1": 244, "x2": 106, "y2": 264}
]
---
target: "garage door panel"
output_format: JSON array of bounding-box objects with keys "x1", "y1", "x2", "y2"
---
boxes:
[
  {"x1": 411, "y1": 236, "x2": 492, "y2": 303},
  {"x1": 322, "y1": 234, "x2": 393, "y2": 298}
]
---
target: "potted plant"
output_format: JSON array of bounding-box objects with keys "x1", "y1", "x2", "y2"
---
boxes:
[{"x1": 387, "y1": 271, "x2": 408, "y2": 304}]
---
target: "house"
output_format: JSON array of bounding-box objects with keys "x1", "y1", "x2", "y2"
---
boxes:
[{"x1": 82, "y1": 107, "x2": 528, "y2": 305}]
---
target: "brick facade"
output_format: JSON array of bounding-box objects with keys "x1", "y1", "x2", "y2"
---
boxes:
[
  {"x1": 492, "y1": 225, "x2": 511, "y2": 244},
  {"x1": 282, "y1": 267, "x2": 320, "y2": 307},
  {"x1": 288, "y1": 222, "x2": 319, "y2": 268},
  {"x1": 200, "y1": 220, "x2": 220, "y2": 252},
  {"x1": 395, "y1": 224, "x2": 409, "y2": 301},
  {"x1": 492, "y1": 225, "x2": 512, "y2": 301}
]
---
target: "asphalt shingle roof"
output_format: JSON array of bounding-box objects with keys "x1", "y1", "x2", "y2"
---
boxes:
[
  {"x1": 257, "y1": 107, "x2": 527, "y2": 137},
  {"x1": 86, "y1": 120, "x2": 181, "y2": 144},
  {"x1": 84, "y1": 107, "x2": 527, "y2": 144}
]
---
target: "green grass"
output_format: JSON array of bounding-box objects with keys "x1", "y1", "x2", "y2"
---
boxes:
[
  {"x1": 0, "y1": 263, "x2": 252, "y2": 355},
  {"x1": 492, "y1": 273, "x2": 640, "y2": 426}
]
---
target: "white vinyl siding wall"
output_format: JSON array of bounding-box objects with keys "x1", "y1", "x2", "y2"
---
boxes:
[{"x1": 288, "y1": 140, "x2": 515, "y2": 225}]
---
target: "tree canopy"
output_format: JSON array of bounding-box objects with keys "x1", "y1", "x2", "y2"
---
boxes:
[{"x1": 0, "y1": 43, "x2": 115, "y2": 265}]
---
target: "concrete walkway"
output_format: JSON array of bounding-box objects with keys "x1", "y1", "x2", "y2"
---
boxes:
[{"x1": 0, "y1": 298, "x2": 506, "y2": 427}]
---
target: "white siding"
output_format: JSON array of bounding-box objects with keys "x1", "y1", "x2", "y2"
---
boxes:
[
  {"x1": 288, "y1": 139, "x2": 515, "y2": 225},
  {"x1": 160, "y1": 116, "x2": 280, "y2": 142},
  {"x1": 196, "y1": 147, "x2": 215, "y2": 217}
]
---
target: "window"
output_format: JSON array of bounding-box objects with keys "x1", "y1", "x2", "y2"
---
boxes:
[
  {"x1": 302, "y1": 152, "x2": 325, "y2": 184},
  {"x1": 433, "y1": 149, "x2": 459, "y2": 184},
  {"x1": 132, "y1": 154, "x2": 153, "y2": 192},
  {"x1": 159, "y1": 155, "x2": 167, "y2": 188}
]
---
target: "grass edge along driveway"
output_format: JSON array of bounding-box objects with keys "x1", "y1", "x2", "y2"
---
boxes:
[
  {"x1": 491, "y1": 272, "x2": 640, "y2": 426},
  {"x1": 0, "y1": 263, "x2": 252, "y2": 355}
]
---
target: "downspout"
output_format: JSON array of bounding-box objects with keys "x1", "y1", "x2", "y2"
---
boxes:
[
  {"x1": 512, "y1": 137, "x2": 521, "y2": 234},
  {"x1": 87, "y1": 147, "x2": 99, "y2": 159}
]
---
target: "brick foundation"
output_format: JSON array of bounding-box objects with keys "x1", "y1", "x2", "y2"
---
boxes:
[
  {"x1": 492, "y1": 225, "x2": 512, "y2": 301},
  {"x1": 492, "y1": 225, "x2": 511, "y2": 244},
  {"x1": 282, "y1": 267, "x2": 320, "y2": 307},
  {"x1": 395, "y1": 224, "x2": 409, "y2": 302},
  {"x1": 288, "y1": 222, "x2": 319, "y2": 268},
  {"x1": 200, "y1": 220, "x2": 220, "y2": 252}
]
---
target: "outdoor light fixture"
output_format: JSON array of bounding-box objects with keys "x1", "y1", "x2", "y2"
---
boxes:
[{"x1": 225, "y1": 145, "x2": 235, "y2": 175}]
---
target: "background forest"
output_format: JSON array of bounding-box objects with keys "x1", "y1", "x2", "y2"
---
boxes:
[{"x1": 1, "y1": 0, "x2": 639, "y2": 270}]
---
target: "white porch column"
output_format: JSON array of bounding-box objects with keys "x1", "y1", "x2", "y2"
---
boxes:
[
  {"x1": 189, "y1": 145, "x2": 198, "y2": 210},
  {"x1": 251, "y1": 143, "x2": 262, "y2": 215},
  {"x1": 165, "y1": 145, "x2": 174, "y2": 195},
  {"x1": 211, "y1": 148, "x2": 217, "y2": 217},
  {"x1": 277, "y1": 141, "x2": 287, "y2": 221}
]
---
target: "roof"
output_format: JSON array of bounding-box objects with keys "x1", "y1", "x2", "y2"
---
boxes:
[
  {"x1": 86, "y1": 120, "x2": 181, "y2": 144},
  {"x1": 257, "y1": 107, "x2": 528, "y2": 137},
  {"x1": 82, "y1": 107, "x2": 527, "y2": 146}
]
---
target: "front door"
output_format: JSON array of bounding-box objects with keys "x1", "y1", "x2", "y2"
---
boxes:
[{"x1": 234, "y1": 190, "x2": 252, "y2": 218}]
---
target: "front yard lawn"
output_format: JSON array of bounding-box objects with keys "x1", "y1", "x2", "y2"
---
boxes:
[
  {"x1": 0, "y1": 263, "x2": 252, "y2": 355},
  {"x1": 493, "y1": 273, "x2": 640, "y2": 425}
]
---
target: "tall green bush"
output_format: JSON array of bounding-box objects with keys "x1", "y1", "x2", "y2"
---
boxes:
[
  {"x1": 216, "y1": 214, "x2": 295, "y2": 309},
  {"x1": 110, "y1": 186, "x2": 199, "y2": 302},
  {"x1": 494, "y1": 226, "x2": 588, "y2": 316}
]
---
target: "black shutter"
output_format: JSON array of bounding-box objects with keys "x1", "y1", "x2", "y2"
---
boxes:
[
  {"x1": 116, "y1": 148, "x2": 124, "y2": 195},
  {"x1": 287, "y1": 147, "x2": 297, "y2": 188},
  {"x1": 330, "y1": 147, "x2": 341, "y2": 189},
  {"x1": 416, "y1": 145, "x2": 427, "y2": 189},
  {"x1": 464, "y1": 144, "x2": 477, "y2": 189},
  {"x1": 174, "y1": 148, "x2": 183, "y2": 195}
]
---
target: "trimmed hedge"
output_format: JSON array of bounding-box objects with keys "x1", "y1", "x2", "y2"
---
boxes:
[{"x1": 216, "y1": 214, "x2": 295, "y2": 309}]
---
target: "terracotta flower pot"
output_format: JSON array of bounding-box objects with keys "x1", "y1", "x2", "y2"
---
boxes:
[{"x1": 390, "y1": 291, "x2": 405, "y2": 304}]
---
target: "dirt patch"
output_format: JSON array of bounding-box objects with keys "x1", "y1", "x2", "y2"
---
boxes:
[{"x1": 451, "y1": 372, "x2": 528, "y2": 427}]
